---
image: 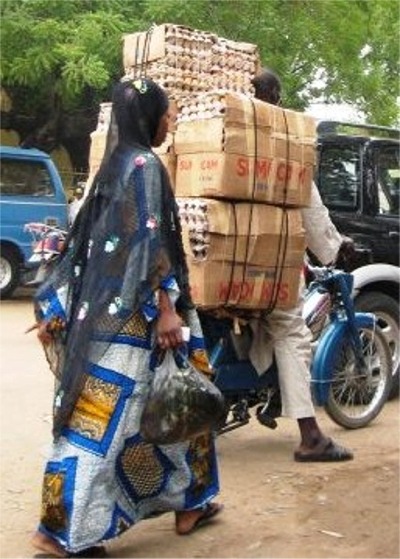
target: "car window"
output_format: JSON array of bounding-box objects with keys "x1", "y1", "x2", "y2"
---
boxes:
[
  {"x1": 0, "y1": 158, "x2": 54, "y2": 197},
  {"x1": 317, "y1": 145, "x2": 361, "y2": 211},
  {"x1": 375, "y1": 147, "x2": 400, "y2": 216}
]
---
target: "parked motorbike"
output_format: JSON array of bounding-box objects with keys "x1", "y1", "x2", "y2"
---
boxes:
[
  {"x1": 200, "y1": 264, "x2": 392, "y2": 433},
  {"x1": 24, "y1": 222, "x2": 67, "y2": 286}
]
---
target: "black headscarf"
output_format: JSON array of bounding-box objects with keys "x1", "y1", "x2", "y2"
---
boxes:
[
  {"x1": 113, "y1": 78, "x2": 169, "y2": 147},
  {"x1": 35, "y1": 78, "x2": 192, "y2": 439}
]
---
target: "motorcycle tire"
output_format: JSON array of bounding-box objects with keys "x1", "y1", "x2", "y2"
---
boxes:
[
  {"x1": 354, "y1": 291, "x2": 399, "y2": 400},
  {"x1": 324, "y1": 324, "x2": 392, "y2": 429}
]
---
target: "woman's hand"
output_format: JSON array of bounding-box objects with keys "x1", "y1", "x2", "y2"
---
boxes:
[
  {"x1": 25, "y1": 321, "x2": 53, "y2": 345},
  {"x1": 156, "y1": 308, "x2": 183, "y2": 349},
  {"x1": 26, "y1": 317, "x2": 66, "y2": 345},
  {"x1": 156, "y1": 289, "x2": 183, "y2": 349},
  {"x1": 37, "y1": 321, "x2": 53, "y2": 345}
]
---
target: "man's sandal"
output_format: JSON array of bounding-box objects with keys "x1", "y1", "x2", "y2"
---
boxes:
[{"x1": 294, "y1": 438, "x2": 354, "y2": 462}]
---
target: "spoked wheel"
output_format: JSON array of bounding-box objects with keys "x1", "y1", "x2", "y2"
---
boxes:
[
  {"x1": 325, "y1": 325, "x2": 392, "y2": 429},
  {"x1": 355, "y1": 292, "x2": 400, "y2": 400}
]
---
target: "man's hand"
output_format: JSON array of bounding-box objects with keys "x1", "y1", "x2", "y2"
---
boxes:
[{"x1": 336, "y1": 236, "x2": 356, "y2": 270}]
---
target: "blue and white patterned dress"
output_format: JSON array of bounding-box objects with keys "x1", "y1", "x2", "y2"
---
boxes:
[{"x1": 34, "y1": 148, "x2": 220, "y2": 553}]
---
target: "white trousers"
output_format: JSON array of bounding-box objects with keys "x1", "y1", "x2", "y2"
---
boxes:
[{"x1": 249, "y1": 299, "x2": 315, "y2": 419}]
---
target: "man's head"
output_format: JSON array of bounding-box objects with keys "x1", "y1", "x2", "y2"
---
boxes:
[
  {"x1": 251, "y1": 68, "x2": 282, "y2": 106},
  {"x1": 75, "y1": 187, "x2": 84, "y2": 199}
]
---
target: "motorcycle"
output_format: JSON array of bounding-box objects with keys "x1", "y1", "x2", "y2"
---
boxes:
[
  {"x1": 24, "y1": 222, "x2": 67, "y2": 286},
  {"x1": 24, "y1": 222, "x2": 392, "y2": 431},
  {"x1": 200, "y1": 263, "x2": 392, "y2": 432}
]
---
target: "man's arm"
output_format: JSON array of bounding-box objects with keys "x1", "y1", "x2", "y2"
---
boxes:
[{"x1": 302, "y1": 182, "x2": 343, "y2": 265}]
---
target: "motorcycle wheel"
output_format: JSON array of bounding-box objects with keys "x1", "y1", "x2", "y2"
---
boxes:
[
  {"x1": 355, "y1": 291, "x2": 399, "y2": 400},
  {"x1": 324, "y1": 324, "x2": 392, "y2": 429}
]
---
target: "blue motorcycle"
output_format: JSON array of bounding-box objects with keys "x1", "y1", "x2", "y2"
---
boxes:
[{"x1": 199, "y1": 265, "x2": 392, "y2": 432}]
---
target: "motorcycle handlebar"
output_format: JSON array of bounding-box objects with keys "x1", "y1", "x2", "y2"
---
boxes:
[{"x1": 24, "y1": 222, "x2": 67, "y2": 236}]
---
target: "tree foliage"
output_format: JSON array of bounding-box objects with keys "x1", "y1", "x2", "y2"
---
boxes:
[
  {"x1": 1, "y1": 0, "x2": 141, "y2": 116},
  {"x1": 140, "y1": 0, "x2": 399, "y2": 124},
  {"x1": 1, "y1": 0, "x2": 398, "y2": 146}
]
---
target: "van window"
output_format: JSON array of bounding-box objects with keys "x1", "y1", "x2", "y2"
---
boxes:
[{"x1": 0, "y1": 158, "x2": 54, "y2": 197}]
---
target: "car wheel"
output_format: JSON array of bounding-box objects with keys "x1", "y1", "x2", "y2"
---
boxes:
[
  {"x1": 355, "y1": 291, "x2": 400, "y2": 400},
  {"x1": 0, "y1": 246, "x2": 20, "y2": 299}
]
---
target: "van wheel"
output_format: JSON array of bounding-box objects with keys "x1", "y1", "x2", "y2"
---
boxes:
[
  {"x1": 355, "y1": 291, "x2": 400, "y2": 400},
  {"x1": 0, "y1": 246, "x2": 20, "y2": 299}
]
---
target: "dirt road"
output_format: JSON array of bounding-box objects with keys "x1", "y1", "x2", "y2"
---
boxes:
[{"x1": 0, "y1": 294, "x2": 399, "y2": 558}]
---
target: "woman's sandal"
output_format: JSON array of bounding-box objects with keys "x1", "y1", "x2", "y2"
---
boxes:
[
  {"x1": 32, "y1": 531, "x2": 107, "y2": 559},
  {"x1": 175, "y1": 502, "x2": 224, "y2": 535},
  {"x1": 68, "y1": 546, "x2": 108, "y2": 558}
]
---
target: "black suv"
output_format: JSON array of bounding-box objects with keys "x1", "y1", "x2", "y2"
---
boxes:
[
  {"x1": 315, "y1": 121, "x2": 400, "y2": 397},
  {"x1": 316, "y1": 121, "x2": 399, "y2": 267}
]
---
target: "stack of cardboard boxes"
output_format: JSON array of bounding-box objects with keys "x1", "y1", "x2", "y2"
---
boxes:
[
  {"x1": 174, "y1": 92, "x2": 316, "y2": 205},
  {"x1": 121, "y1": 23, "x2": 260, "y2": 198},
  {"x1": 177, "y1": 197, "x2": 307, "y2": 309},
  {"x1": 123, "y1": 23, "x2": 259, "y2": 96},
  {"x1": 86, "y1": 23, "x2": 317, "y2": 311},
  {"x1": 86, "y1": 102, "x2": 112, "y2": 189},
  {"x1": 173, "y1": 92, "x2": 316, "y2": 310}
]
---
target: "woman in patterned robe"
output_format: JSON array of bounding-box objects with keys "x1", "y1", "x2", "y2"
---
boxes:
[{"x1": 31, "y1": 78, "x2": 222, "y2": 558}]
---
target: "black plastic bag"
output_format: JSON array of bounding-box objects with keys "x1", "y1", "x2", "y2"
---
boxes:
[{"x1": 140, "y1": 350, "x2": 225, "y2": 444}]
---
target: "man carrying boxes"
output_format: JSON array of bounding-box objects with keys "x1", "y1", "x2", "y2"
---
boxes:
[
  {"x1": 96, "y1": 23, "x2": 354, "y2": 461},
  {"x1": 249, "y1": 69, "x2": 354, "y2": 462}
]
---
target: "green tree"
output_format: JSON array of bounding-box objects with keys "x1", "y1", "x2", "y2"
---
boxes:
[
  {"x1": 0, "y1": 0, "x2": 147, "y2": 149},
  {"x1": 1, "y1": 0, "x2": 398, "y2": 161},
  {"x1": 141, "y1": 0, "x2": 399, "y2": 122}
]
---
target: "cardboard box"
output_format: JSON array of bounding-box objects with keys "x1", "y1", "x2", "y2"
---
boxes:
[
  {"x1": 175, "y1": 118, "x2": 271, "y2": 156},
  {"x1": 158, "y1": 153, "x2": 176, "y2": 190},
  {"x1": 178, "y1": 198, "x2": 305, "y2": 266},
  {"x1": 174, "y1": 93, "x2": 316, "y2": 156},
  {"x1": 175, "y1": 119, "x2": 315, "y2": 162},
  {"x1": 188, "y1": 261, "x2": 302, "y2": 310},
  {"x1": 223, "y1": 94, "x2": 316, "y2": 136},
  {"x1": 123, "y1": 24, "x2": 170, "y2": 68},
  {"x1": 88, "y1": 131, "x2": 108, "y2": 176},
  {"x1": 123, "y1": 25, "x2": 259, "y2": 96},
  {"x1": 123, "y1": 25, "x2": 258, "y2": 70},
  {"x1": 175, "y1": 152, "x2": 313, "y2": 206},
  {"x1": 174, "y1": 93, "x2": 315, "y2": 205},
  {"x1": 123, "y1": 24, "x2": 216, "y2": 69},
  {"x1": 177, "y1": 198, "x2": 305, "y2": 310},
  {"x1": 87, "y1": 130, "x2": 176, "y2": 188}
]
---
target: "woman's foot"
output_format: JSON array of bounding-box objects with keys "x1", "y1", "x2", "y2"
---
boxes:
[
  {"x1": 175, "y1": 502, "x2": 224, "y2": 535},
  {"x1": 31, "y1": 531, "x2": 67, "y2": 557},
  {"x1": 68, "y1": 546, "x2": 108, "y2": 558},
  {"x1": 32, "y1": 532, "x2": 107, "y2": 558}
]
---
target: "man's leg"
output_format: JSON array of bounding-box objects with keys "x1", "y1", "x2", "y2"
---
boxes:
[{"x1": 260, "y1": 306, "x2": 353, "y2": 462}]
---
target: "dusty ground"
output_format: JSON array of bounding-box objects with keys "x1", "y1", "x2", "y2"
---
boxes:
[{"x1": 0, "y1": 292, "x2": 399, "y2": 559}]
